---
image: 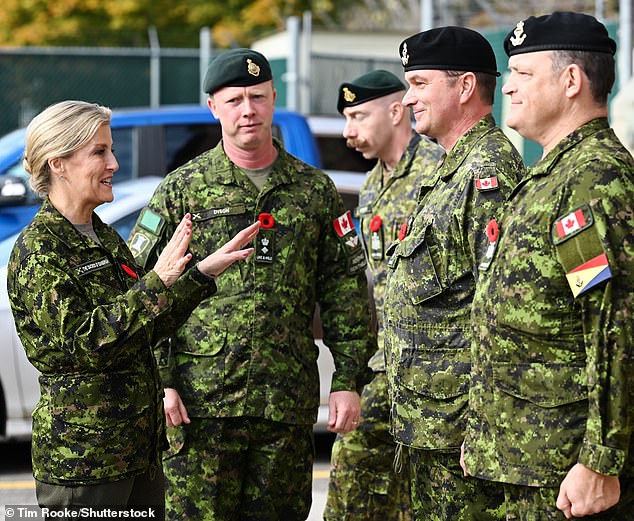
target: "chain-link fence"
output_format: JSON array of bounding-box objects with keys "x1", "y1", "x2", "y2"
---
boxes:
[{"x1": 0, "y1": 47, "x2": 200, "y2": 136}]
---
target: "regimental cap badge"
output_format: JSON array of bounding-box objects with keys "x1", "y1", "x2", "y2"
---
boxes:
[
  {"x1": 343, "y1": 87, "x2": 356, "y2": 103},
  {"x1": 510, "y1": 21, "x2": 527, "y2": 47},
  {"x1": 401, "y1": 42, "x2": 409, "y2": 66},
  {"x1": 247, "y1": 58, "x2": 260, "y2": 77}
]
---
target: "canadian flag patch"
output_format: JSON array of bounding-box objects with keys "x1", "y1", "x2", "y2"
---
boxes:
[
  {"x1": 475, "y1": 176, "x2": 499, "y2": 191},
  {"x1": 556, "y1": 209, "x2": 587, "y2": 239},
  {"x1": 334, "y1": 210, "x2": 355, "y2": 237}
]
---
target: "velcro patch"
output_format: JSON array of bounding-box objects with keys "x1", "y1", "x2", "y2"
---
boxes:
[
  {"x1": 191, "y1": 205, "x2": 246, "y2": 221},
  {"x1": 565, "y1": 253, "x2": 612, "y2": 298},
  {"x1": 552, "y1": 204, "x2": 594, "y2": 245},
  {"x1": 475, "y1": 176, "x2": 499, "y2": 191},
  {"x1": 137, "y1": 208, "x2": 165, "y2": 235},
  {"x1": 129, "y1": 231, "x2": 158, "y2": 266},
  {"x1": 75, "y1": 257, "x2": 111, "y2": 277},
  {"x1": 333, "y1": 210, "x2": 355, "y2": 237}
]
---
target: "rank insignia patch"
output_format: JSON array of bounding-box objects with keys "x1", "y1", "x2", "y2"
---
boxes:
[{"x1": 565, "y1": 253, "x2": 611, "y2": 298}]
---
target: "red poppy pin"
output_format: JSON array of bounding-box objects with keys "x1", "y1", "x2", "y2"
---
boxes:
[
  {"x1": 121, "y1": 263, "x2": 138, "y2": 279},
  {"x1": 258, "y1": 213, "x2": 275, "y2": 229}
]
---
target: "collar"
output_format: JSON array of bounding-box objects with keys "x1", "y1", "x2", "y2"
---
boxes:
[
  {"x1": 209, "y1": 137, "x2": 298, "y2": 190},
  {"x1": 37, "y1": 198, "x2": 115, "y2": 253},
  {"x1": 441, "y1": 114, "x2": 497, "y2": 180}
]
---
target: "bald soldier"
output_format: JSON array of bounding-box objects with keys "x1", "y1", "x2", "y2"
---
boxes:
[
  {"x1": 324, "y1": 70, "x2": 442, "y2": 521},
  {"x1": 129, "y1": 48, "x2": 375, "y2": 520},
  {"x1": 383, "y1": 27, "x2": 524, "y2": 520},
  {"x1": 461, "y1": 12, "x2": 634, "y2": 520}
]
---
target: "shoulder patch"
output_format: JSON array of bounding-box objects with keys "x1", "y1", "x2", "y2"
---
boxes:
[
  {"x1": 473, "y1": 165, "x2": 499, "y2": 192},
  {"x1": 475, "y1": 176, "x2": 499, "y2": 191},
  {"x1": 551, "y1": 204, "x2": 594, "y2": 245},
  {"x1": 565, "y1": 253, "x2": 612, "y2": 298},
  {"x1": 333, "y1": 211, "x2": 355, "y2": 237},
  {"x1": 137, "y1": 208, "x2": 165, "y2": 235}
]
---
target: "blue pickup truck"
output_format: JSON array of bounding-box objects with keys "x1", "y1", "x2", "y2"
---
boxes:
[
  {"x1": 0, "y1": 104, "x2": 322, "y2": 241},
  {"x1": 0, "y1": 105, "x2": 367, "y2": 439}
]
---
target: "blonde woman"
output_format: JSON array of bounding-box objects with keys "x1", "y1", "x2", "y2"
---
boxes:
[{"x1": 8, "y1": 100, "x2": 258, "y2": 517}]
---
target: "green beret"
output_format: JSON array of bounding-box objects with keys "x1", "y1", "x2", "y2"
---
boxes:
[
  {"x1": 337, "y1": 70, "x2": 406, "y2": 114},
  {"x1": 399, "y1": 27, "x2": 499, "y2": 76},
  {"x1": 504, "y1": 12, "x2": 616, "y2": 56},
  {"x1": 203, "y1": 48, "x2": 273, "y2": 95}
]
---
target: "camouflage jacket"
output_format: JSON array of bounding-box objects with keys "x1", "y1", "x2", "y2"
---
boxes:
[
  {"x1": 383, "y1": 115, "x2": 524, "y2": 450},
  {"x1": 356, "y1": 132, "x2": 442, "y2": 372},
  {"x1": 463, "y1": 118, "x2": 634, "y2": 487},
  {"x1": 128, "y1": 139, "x2": 375, "y2": 425},
  {"x1": 7, "y1": 199, "x2": 217, "y2": 485}
]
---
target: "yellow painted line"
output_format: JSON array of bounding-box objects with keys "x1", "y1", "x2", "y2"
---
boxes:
[
  {"x1": 0, "y1": 474, "x2": 329, "y2": 488},
  {"x1": 313, "y1": 469, "x2": 330, "y2": 479},
  {"x1": 0, "y1": 480, "x2": 35, "y2": 489}
]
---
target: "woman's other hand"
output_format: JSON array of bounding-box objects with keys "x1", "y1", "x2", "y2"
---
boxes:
[{"x1": 198, "y1": 221, "x2": 260, "y2": 277}]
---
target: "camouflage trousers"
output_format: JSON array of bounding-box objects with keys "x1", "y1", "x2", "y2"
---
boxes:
[
  {"x1": 324, "y1": 372, "x2": 412, "y2": 521},
  {"x1": 163, "y1": 417, "x2": 314, "y2": 520},
  {"x1": 409, "y1": 448, "x2": 506, "y2": 521},
  {"x1": 498, "y1": 476, "x2": 634, "y2": 521}
]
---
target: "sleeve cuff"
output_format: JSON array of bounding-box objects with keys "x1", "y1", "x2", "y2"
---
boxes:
[{"x1": 578, "y1": 440, "x2": 626, "y2": 475}]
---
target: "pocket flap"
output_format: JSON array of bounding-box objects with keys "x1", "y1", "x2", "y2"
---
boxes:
[{"x1": 493, "y1": 362, "x2": 586, "y2": 408}]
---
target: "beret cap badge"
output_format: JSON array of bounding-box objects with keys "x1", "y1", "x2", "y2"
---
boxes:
[
  {"x1": 510, "y1": 21, "x2": 527, "y2": 47},
  {"x1": 247, "y1": 58, "x2": 260, "y2": 77},
  {"x1": 401, "y1": 43, "x2": 409, "y2": 66},
  {"x1": 343, "y1": 87, "x2": 356, "y2": 103}
]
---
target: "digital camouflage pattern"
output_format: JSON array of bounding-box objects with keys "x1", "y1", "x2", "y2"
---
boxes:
[
  {"x1": 384, "y1": 114, "x2": 524, "y2": 450},
  {"x1": 325, "y1": 132, "x2": 441, "y2": 521},
  {"x1": 7, "y1": 199, "x2": 217, "y2": 485},
  {"x1": 163, "y1": 417, "x2": 313, "y2": 520},
  {"x1": 128, "y1": 139, "x2": 375, "y2": 425},
  {"x1": 325, "y1": 373, "x2": 412, "y2": 521},
  {"x1": 408, "y1": 448, "x2": 505, "y2": 521},
  {"x1": 356, "y1": 132, "x2": 443, "y2": 371},
  {"x1": 463, "y1": 118, "x2": 634, "y2": 493}
]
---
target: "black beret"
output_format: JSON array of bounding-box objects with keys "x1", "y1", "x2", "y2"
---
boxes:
[
  {"x1": 504, "y1": 12, "x2": 616, "y2": 56},
  {"x1": 203, "y1": 48, "x2": 273, "y2": 95},
  {"x1": 399, "y1": 26, "x2": 499, "y2": 76},
  {"x1": 337, "y1": 70, "x2": 406, "y2": 114}
]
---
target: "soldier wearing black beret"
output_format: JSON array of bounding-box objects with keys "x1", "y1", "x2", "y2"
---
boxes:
[
  {"x1": 326, "y1": 69, "x2": 442, "y2": 521},
  {"x1": 382, "y1": 25, "x2": 525, "y2": 520},
  {"x1": 462, "y1": 11, "x2": 634, "y2": 521}
]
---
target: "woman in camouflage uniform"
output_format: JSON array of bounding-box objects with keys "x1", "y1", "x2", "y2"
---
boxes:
[{"x1": 7, "y1": 100, "x2": 258, "y2": 517}]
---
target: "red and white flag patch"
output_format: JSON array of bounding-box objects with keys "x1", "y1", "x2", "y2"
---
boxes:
[
  {"x1": 476, "y1": 175, "x2": 498, "y2": 191},
  {"x1": 334, "y1": 210, "x2": 354, "y2": 237},
  {"x1": 475, "y1": 176, "x2": 499, "y2": 191},
  {"x1": 556, "y1": 209, "x2": 586, "y2": 239}
]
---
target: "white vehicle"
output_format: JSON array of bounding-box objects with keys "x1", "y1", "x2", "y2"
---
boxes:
[{"x1": 0, "y1": 173, "x2": 366, "y2": 440}]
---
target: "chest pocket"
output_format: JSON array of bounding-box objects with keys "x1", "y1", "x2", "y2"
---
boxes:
[{"x1": 391, "y1": 223, "x2": 443, "y2": 305}]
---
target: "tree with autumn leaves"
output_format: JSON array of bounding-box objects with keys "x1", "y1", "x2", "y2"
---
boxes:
[
  {"x1": 0, "y1": 0, "x2": 345, "y2": 48},
  {"x1": 0, "y1": 0, "x2": 619, "y2": 49}
]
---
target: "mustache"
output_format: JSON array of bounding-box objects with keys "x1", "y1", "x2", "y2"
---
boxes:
[{"x1": 346, "y1": 137, "x2": 368, "y2": 149}]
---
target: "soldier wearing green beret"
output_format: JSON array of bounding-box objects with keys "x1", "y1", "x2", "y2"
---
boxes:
[
  {"x1": 461, "y1": 11, "x2": 634, "y2": 519},
  {"x1": 7, "y1": 100, "x2": 258, "y2": 516},
  {"x1": 324, "y1": 70, "x2": 442, "y2": 521},
  {"x1": 383, "y1": 26, "x2": 525, "y2": 519},
  {"x1": 128, "y1": 48, "x2": 376, "y2": 519}
]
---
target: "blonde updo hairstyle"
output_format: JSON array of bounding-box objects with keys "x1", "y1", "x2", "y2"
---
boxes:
[{"x1": 23, "y1": 100, "x2": 112, "y2": 196}]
